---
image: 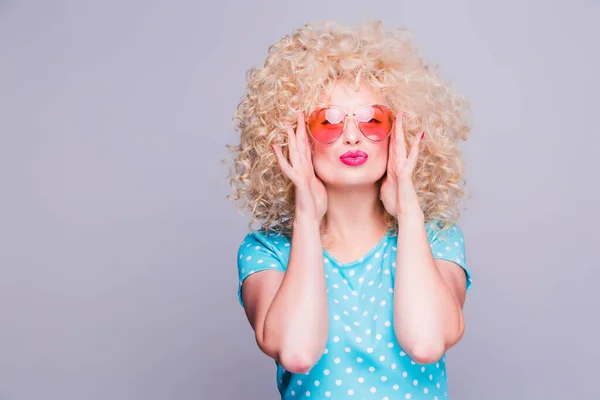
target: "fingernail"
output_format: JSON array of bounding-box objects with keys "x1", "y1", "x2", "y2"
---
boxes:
[
  {"x1": 270, "y1": 144, "x2": 275, "y2": 151},
  {"x1": 421, "y1": 132, "x2": 425, "y2": 139}
]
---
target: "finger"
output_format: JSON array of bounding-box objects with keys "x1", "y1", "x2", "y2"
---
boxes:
[
  {"x1": 285, "y1": 123, "x2": 302, "y2": 167},
  {"x1": 306, "y1": 138, "x2": 315, "y2": 166},
  {"x1": 395, "y1": 112, "x2": 407, "y2": 162},
  {"x1": 387, "y1": 127, "x2": 396, "y2": 173},
  {"x1": 304, "y1": 118, "x2": 313, "y2": 161},
  {"x1": 272, "y1": 144, "x2": 296, "y2": 181},
  {"x1": 295, "y1": 112, "x2": 308, "y2": 160},
  {"x1": 406, "y1": 131, "x2": 424, "y2": 170}
]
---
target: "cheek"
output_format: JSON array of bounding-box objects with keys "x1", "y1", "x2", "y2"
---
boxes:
[
  {"x1": 311, "y1": 145, "x2": 330, "y2": 177},
  {"x1": 379, "y1": 142, "x2": 390, "y2": 161},
  {"x1": 372, "y1": 142, "x2": 390, "y2": 170}
]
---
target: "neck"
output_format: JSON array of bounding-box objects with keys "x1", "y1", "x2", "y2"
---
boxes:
[{"x1": 322, "y1": 183, "x2": 387, "y2": 243}]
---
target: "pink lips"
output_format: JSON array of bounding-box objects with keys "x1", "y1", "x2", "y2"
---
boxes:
[{"x1": 340, "y1": 150, "x2": 368, "y2": 166}]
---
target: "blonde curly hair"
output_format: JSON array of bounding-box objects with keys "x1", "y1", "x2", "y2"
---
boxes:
[{"x1": 226, "y1": 20, "x2": 471, "y2": 237}]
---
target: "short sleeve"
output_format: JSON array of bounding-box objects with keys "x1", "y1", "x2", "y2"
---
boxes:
[
  {"x1": 429, "y1": 222, "x2": 473, "y2": 293},
  {"x1": 236, "y1": 231, "x2": 287, "y2": 307}
]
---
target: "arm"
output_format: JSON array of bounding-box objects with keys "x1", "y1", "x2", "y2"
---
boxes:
[
  {"x1": 392, "y1": 207, "x2": 467, "y2": 364},
  {"x1": 246, "y1": 217, "x2": 329, "y2": 374}
]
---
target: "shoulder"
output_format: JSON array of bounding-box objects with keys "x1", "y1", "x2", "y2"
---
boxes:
[
  {"x1": 426, "y1": 219, "x2": 472, "y2": 290},
  {"x1": 237, "y1": 229, "x2": 291, "y2": 259},
  {"x1": 235, "y1": 230, "x2": 291, "y2": 307}
]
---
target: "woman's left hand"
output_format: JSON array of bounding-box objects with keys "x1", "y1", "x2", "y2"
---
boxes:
[{"x1": 379, "y1": 112, "x2": 425, "y2": 219}]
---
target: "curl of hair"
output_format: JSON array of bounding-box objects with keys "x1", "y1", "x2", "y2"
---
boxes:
[{"x1": 226, "y1": 20, "x2": 471, "y2": 237}]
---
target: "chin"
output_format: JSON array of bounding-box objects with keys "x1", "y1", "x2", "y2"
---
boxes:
[{"x1": 318, "y1": 170, "x2": 385, "y2": 189}]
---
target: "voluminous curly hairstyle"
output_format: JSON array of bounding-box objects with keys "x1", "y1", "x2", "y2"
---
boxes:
[{"x1": 226, "y1": 20, "x2": 471, "y2": 237}]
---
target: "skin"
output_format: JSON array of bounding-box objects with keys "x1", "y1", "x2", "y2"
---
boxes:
[{"x1": 241, "y1": 81, "x2": 468, "y2": 374}]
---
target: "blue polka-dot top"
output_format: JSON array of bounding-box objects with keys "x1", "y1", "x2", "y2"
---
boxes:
[{"x1": 236, "y1": 220, "x2": 472, "y2": 400}]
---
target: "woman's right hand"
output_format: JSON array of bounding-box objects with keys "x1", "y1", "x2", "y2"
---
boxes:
[{"x1": 272, "y1": 112, "x2": 328, "y2": 223}]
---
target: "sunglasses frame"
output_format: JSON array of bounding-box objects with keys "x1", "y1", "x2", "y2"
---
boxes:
[{"x1": 305, "y1": 103, "x2": 396, "y2": 145}]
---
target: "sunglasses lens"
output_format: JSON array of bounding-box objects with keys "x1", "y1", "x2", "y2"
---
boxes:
[
  {"x1": 355, "y1": 105, "x2": 394, "y2": 141},
  {"x1": 307, "y1": 108, "x2": 346, "y2": 143}
]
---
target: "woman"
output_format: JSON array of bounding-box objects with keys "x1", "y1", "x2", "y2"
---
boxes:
[{"x1": 227, "y1": 20, "x2": 473, "y2": 400}]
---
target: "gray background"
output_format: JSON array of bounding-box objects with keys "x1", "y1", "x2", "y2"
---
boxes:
[{"x1": 1, "y1": 0, "x2": 598, "y2": 399}]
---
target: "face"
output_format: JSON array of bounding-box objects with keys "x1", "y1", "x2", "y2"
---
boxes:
[{"x1": 308, "y1": 82, "x2": 392, "y2": 189}]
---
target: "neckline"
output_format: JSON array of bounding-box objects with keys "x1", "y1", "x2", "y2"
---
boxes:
[{"x1": 322, "y1": 233, "x2": 392, "y2": 268}]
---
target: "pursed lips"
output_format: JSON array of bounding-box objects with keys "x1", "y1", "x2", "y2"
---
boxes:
[
  {"x1": 340, "y1": 150, "x2": 368, "y2": 159},
  {"x1": 339, "y1": 150, "x2": 368, "y2": 166}
]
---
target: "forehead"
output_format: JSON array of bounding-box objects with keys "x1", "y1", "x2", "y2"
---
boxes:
[{"x1": 315, "y1": 81, "x2": 386, "y2": 110}]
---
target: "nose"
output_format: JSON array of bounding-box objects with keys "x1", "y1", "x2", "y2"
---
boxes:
[{"x1": 342, "y1": 114, "x2": 361, "y2": 145}]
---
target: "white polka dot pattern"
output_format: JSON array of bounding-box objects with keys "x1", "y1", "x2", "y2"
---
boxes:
[{"x1": 236, "y1": 220, "x2": 471, "y2": 399}]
